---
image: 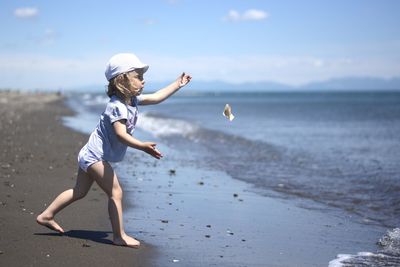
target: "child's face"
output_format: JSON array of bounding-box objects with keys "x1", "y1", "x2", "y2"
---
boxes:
[{"x1": 126, "y1": 69, "x2": 145, "y2": 96}]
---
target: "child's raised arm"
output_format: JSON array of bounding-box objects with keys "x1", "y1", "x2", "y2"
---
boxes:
[{"x1": 139, "y1": 72, "x2": 192, "y2": 105}]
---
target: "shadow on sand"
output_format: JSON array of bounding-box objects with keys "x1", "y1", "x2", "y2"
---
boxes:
[{"x1": 34, "y1": 230, "x2": 114, "y2": 245}]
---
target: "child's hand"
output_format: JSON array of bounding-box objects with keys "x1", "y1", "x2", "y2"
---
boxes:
[
  {"x1": 141, "y1": 142, "x2": 163, "y2": 159},
  {"x1": 177, "y1": 72, "x2": 192, "y2": 88}
]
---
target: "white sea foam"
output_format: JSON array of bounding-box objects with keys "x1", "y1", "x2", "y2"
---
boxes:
[
  {"x1": 329, "y1": 228, "x2": 400, "y2": 267},
  {"x1": 378, "y1": 228, "x2": 400, "y2": 255},
  {"x1": 82, "y1": 94, "x2": 109, "y2": 106},
  {"x1": 137, "y1": 112, "x2": 198, "y2": 138},
  {"x1": 329, "y1": 254, "x2": 352, "y2": 267}
]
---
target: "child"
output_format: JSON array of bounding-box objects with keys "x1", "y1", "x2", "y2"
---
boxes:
[{"x1": 36, "y1": 53, "x2": 192, "y2": 248}]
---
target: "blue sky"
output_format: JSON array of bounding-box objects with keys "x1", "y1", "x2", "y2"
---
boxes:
[{"x1": 1, "y1": 0, "x2": 400, "y2": 90}]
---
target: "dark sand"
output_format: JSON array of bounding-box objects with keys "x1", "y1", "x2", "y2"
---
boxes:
[
  {"x1": 1, "y1": 90, "x2": 388, "y2": 267},
  {"x1": 0, "y1": 91, "x2": 154, "y2": 267}
]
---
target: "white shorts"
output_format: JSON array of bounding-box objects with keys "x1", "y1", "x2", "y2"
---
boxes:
[{"x1": 77, "y1": 145, "x2": 102, "y2": 172}]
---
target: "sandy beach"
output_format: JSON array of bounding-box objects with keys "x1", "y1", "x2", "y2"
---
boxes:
[
  {"x1": 0, "y1": 91, "x2": 154, "y2": 267},
  {"x1": 1, "y1": 90, "x2": 394, "y2": 267}
]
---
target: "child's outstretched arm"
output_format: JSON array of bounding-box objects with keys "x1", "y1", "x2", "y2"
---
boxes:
[
  {"x1": 139, "y1": 72, "x2": 192, "y2": 105},
  {"x1": 113, "y1": 120, "x2": 163, "y2": 159}
]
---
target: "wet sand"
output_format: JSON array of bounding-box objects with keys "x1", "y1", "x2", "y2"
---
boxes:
[
  {"x1": 115, "y1": 141, "x2": 386, "y2": 267},
  {"x1": 1, "y1": 90, "x2": 389, "y2": 267},
  {"x1": 0, "y1": 90, "x2": 154, "y2": 267}
]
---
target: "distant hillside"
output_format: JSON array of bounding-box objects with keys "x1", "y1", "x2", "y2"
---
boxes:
[
  {"x1": 70, "y1": 76, "x2": 400, "y2": 93},
  {"x1": 174, "y1": 77, "x2": 400, "y2": 92},
  {"x1": 300, "y1": 77, "x2": 400, "y2": 91},
  {"x1": 167, "y1": 80, "x2": 293, "y2": 92}
]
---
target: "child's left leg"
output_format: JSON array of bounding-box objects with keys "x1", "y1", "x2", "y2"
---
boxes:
[
  {"x1": 86, "y1": 161, "x2": 140, "y2": 248},
  {"x1": 36, "y1": 167, "x2": 94, "y2": 233}
]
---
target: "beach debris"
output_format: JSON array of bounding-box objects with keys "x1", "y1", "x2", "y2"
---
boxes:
[
  {"x1": 242, "y1": 239, "x2": 246, "y2": 242},
  {"x1": 169, "y1": 169, "x2": 176, "y2": 175},
  {"x1": 205, "y1": 235, "x2": 211, "y2": 238},
  {"x1": 223, "y1": 104, "x2": 235, "y2": 121},
  {"x1": 198, "y1": 181, "x2": 204, "y2": 186},
  {"x1": 3, "y1": 181, "x2": 14, "y2": 188},
  {"x1": 172, "y1": 259, "x2": 180, "y2": 263},
  {"x1": 233, "y1": 193, "x2": 239, "y2": 198},
  {"x1": 46, "y1": 254, "x2": 50, "y2": 258},
  {"x1": 82, "y1": 243, "x2": 91, "y2": 248},
  {"x1": 1, "y1": 163, "x2": 11, "y2": 169},
  {"x1": 226, "y1": 230, "x2": 234, "y2": 235},
  {"x1": 161, "y1": 219, "x2": 169, "y2": 224},
  {"x1": 206, "y1": 225, "x2": 211, "y2": 228},
  {"x1": 362, "y1": 218, "x2": 371, "y2": 224}
]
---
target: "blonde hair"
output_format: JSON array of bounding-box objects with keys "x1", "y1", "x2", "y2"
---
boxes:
[{"x1": 106, "y1": 73, "x2": 133, "y2": 103}]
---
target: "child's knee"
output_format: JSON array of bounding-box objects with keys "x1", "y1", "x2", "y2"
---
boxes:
[
  {"x1": 73, "y1": 188, "x2": 88, "y2": 200},
  {"x1": 111, "y1": 186, "x2": 123, "y2": 200}
]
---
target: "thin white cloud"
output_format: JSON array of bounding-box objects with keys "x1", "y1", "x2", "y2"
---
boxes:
[
  {"x1": 224, "y1": 9, "x2": 269, "y2": 22},
  {"x1": 0, "y1": 53, "x2": 106, "y2": 89},
  {"x1": 243, "y1": 9, "x2": 269, "y2": 21},
  {"x1": 142, "y1": 54, "x2": 400, "y2": 86},
  {"x1": 0, "y1": 52, "x2": 399, "y2": 89},
  {"x1": 14, "y1": 7, "x2": 39, "y2": 19},
  {"x1": 143, "y1": 19, "x2": 157, "y2": 25},
  {"x1": 38, "y1": 29, "x2": 58, "y2": 45},
  {"x1": 166, "y1": 0, "x2": 179, "y2": 4}
]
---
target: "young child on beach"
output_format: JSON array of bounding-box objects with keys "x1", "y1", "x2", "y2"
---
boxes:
[{"x1": 36, "y1": 53, "x2": 192, "y2": 248}]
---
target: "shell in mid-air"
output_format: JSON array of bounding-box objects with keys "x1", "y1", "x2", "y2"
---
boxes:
[{"x1": 223, "y1": 104, "x2": 235, "y2": 121}]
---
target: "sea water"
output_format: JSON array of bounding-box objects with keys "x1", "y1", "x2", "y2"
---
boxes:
[{"x1": 64, "y1": 91, "x2": 400, "y2": 266}]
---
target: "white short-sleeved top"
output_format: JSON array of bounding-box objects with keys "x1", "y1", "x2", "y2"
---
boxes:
[{"x1": 83, "y1": 95, "x2": 140, "y2": 163}]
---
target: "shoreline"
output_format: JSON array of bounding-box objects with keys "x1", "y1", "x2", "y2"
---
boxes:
[
  {"x1": 2, "y1": 90, "x2": 394, "y2": 266},
  {"x1": 0, "y1": 90, "x2": 155, "y2": 266},
  {"x1": 63, "y1": 90, "x2": 391, "y2": 266},
  {"x1": 117, "y1": 141, "x2": 387, "y2": 266}
]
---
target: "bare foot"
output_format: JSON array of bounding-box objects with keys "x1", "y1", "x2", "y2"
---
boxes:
[
  {"x1": 113, "y1": 234, "x2": 141, "y2": 249},
  {"x1": 36, "y1": 214, "x2": 65, "y2": 234}
]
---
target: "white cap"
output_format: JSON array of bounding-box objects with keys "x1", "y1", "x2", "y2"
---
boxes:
[{"x1": 104, "y1": 53, "x2": 149, "y2": 81}]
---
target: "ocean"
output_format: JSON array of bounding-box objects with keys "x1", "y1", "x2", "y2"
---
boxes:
[{"x1": 64, "y1": 90, "x2": 400, "y2": 266}]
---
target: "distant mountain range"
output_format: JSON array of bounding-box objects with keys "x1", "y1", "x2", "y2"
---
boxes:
[
  {"x1": 73, "y1": 76, "x2": 400, "y2": 93},
  {"x1": 181, "y1": 77, "x2": 400, "y2": 92},
  {"x1": 299, "y1": 77, "x2": 400, "y2": 91}
]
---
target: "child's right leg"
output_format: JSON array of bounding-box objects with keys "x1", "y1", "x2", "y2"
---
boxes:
[{"x1": 36, "y1": 167, "x2": 94, "y2": 233}]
